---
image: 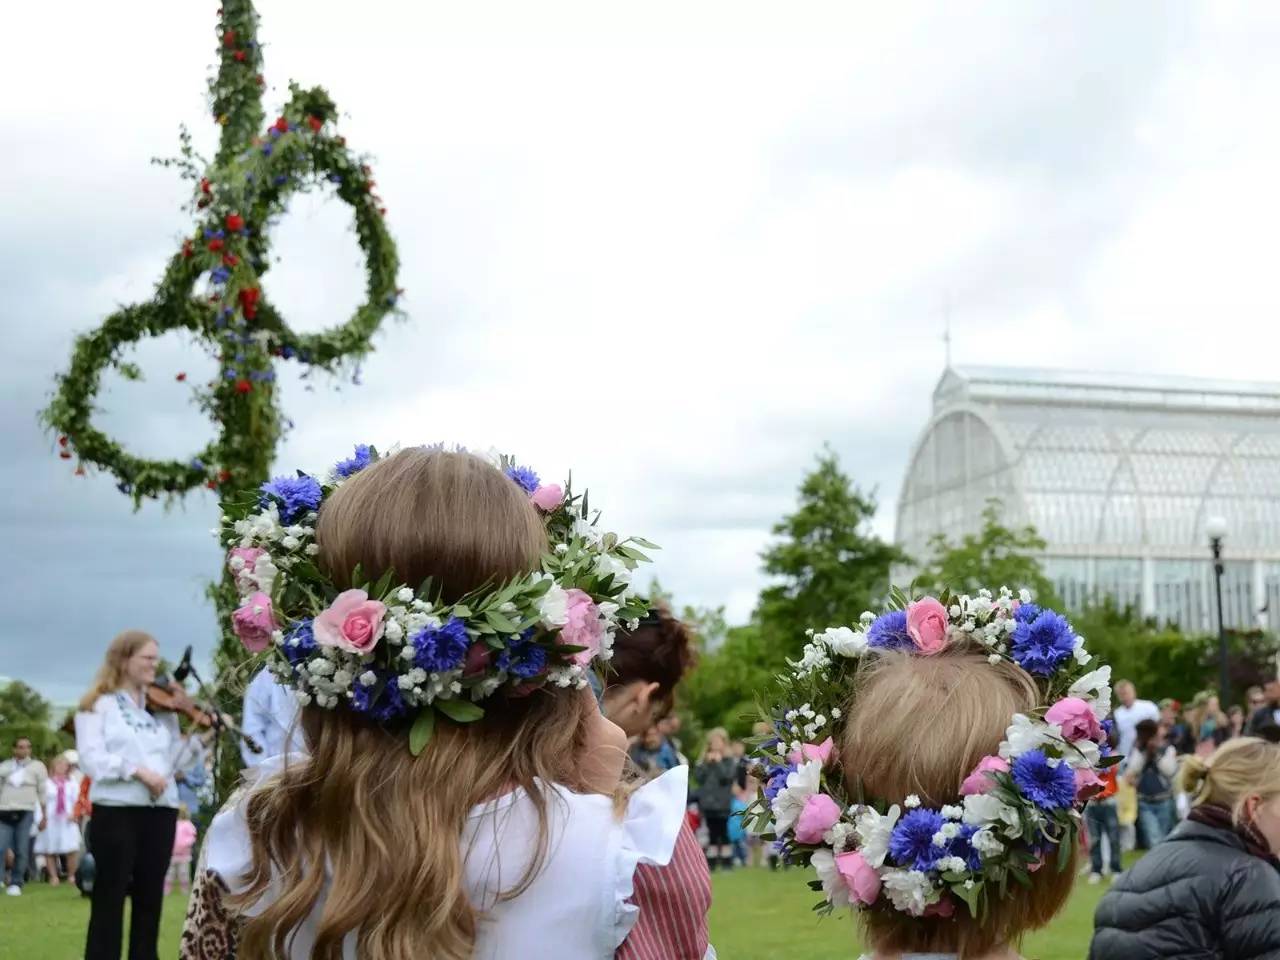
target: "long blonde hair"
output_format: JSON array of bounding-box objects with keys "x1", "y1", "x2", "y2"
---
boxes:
[
  {"x1": 79, "y1": 629, "x2": 157, "y2": 711},
  {"x1": 231, "y1": 449, "x2": 603, "y2": 960},
  {"x1": 1180, "y1": 736, "x2": 1280, "y2": 822},
  {"x1": 840, "y1": 645, "x2": 1076, "y2": 959}
]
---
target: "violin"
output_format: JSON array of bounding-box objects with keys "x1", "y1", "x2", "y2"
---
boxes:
[
  {"x1": 147, "y1": 678, "x2": 217, "y2": 727},
  {"x1": 146, "y1": 676, "x2": 264, "y2": 755}
]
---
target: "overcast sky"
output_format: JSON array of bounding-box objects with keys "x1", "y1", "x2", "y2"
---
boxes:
[{"x1": 6, "y1": 1, "x2": 1280, "y2": 706}]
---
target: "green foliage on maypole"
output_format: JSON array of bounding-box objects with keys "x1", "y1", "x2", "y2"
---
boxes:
[{"x1": 41, "y1": 0, "x2": 403, "y2": 786}]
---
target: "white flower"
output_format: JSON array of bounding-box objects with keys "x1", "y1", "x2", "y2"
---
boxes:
[
  {"x1": 859, "y1": 611, "x2": 875, "y2": 627},
  {"x1": 359, "y1": 671, "x2": 377, "y2": 687},
  {"x1": 810, "y1": 849, "x2": 853, "y2": 908},
  {"x1": 817, "y1": 626, "x2": 869, "y2": 658},
  {"x1": 823, "y1": 821, "x2": 857, "y2": 853},
  {"x1": 932, "y1": 830, "x2": 949, "y2": 848},
  {"x1": 969, "y1": 596, "x2": 994, "y2": 620},
  {"x1": 1018, "y1": 589, "x2": 1032, "y2": 604},
  {"x1": 1060, "y1": 737, "x2": 1102, "y2": 770},
  {"x1": 962, "y1": 794, "x2": 1023, "y2": 838},
  {"x1": 1068, "y1": 665, "x2": 1113, "y2": 720},
  {"x1": 400, "y1": 645, "x2": 416, "y2": 662},
  {"x1": 305, "y1": 543, "x2": 320, "y2": 556},
  {"x1": 999, "y1": 714, "x2": 1062, "y2": 760},
  {"x1": 771, "y1": 760, "x2": 823, "y2": 835},
  {"x1": 1071, "y1": 636, "x2": 1092, "y2": 665},
  {"x1": 831, "y1": 707, "x2": 842, "y2": 719},
  {"x1": 853, "y1": 804, "x2": 901, "y2": 868},
  {"x1": 396, "y1": 587, "x2": 415, "y2": 603},
  {"x1": 295, "y1": 691, "x2": 313, "y2": 707},
  {"x1": 280, "y1": 535, "x2": 300, "y2": 551},
  {"x1": 988, "y1": 654, "x2": 1002, "y2": 665},
  {"x1": 880, "y1": 869, "x2": 938, "y2": 916},
  {"x1": 309, "y1": 659, "x2": 335, "y2": 677},
  {"x1": 969, "y1": 826, "x2": 1005, "y2": 859},
  {"x1": 555, "y1": 543, "x2": 569, "y2": 554},
  {"x1": 538, "y1": 583, "x2": 570, "y2": 628},
  {"x1": 904, "y1": 794, "x2": 921, "y2": 809},
  {"x1": 332, "y1": 669, "x2": 353, "y2": 688},
  {"x1": 792, "y1": 641, "x2": 832, "y2": 676},
  {"x1": 940, "y1": 804, "x2": 963, "y2": 821},
  {"x1": 964, "y1": 878, "x2": 976, "y2": 890},
  {"x1": 571, "y1": 516, "x2": 604, "y2": 546},
  {"x1": 384, "y1": 619, "x2": 404, "y2": 643},
  {"x1": 397, "y1": 675, "x2": 414, "y2": 690}
]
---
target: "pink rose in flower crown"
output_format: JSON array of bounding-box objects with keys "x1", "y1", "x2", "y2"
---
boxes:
[
  {"x1": 1074, "y1": 767, "x2": 1106, "y2": 803},
  {"x1": 313, "y1": 589, "x2": 387, "y2": 655},
  {"x1": 559, "y1": 588, "x2": 604, "y2": 665},
  {"x1": 787, "y1": 737, "x2": 835, "y2": 767},
  {"x1": 1045, "y1": 696, "x2": 1104, "y2": 743},
  {"x1": 835, "y1": 850, "x2": 881, "y2": 905},
  {"x1": 906, "y1": 597, "x2": 949, "y2": 655},
  {"x1": 793, "y1": 793, "x2": 842, "y2": 844},
  {"x1": 232, "y1": 592, "x2": 276, "y2": 653},
  {"x1": 530, "y1": 484, "x2": 565, "y2": 512},
  {"x1": 960, "y1": 755, "x2": 1010, "y2": 796}
]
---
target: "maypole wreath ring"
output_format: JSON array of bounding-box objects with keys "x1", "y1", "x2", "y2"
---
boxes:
[{"x1": 41, "y1": 0, "x2": 402, "y2": 503}]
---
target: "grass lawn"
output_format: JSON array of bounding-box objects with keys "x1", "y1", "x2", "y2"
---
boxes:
[{"x1": 1, "y1": 863, "x2": 1120, "y2": 959}]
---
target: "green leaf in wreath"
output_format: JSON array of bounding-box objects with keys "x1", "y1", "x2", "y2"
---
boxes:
[
  {"x1": 484, "y1": 610, "x2": 519, "y2": 633},
  {"x1": 437, "y1": 698, "x2": 485, "y2": 723},
  {"x1": 409, "y1": 708, "x2": 435, "y2": 756}
]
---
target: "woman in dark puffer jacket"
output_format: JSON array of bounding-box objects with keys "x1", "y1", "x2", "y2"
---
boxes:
[{"x1": 1090, "y1": 736, "x2": 1280, "y2": 960}]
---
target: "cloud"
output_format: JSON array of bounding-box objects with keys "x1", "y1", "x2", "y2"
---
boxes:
[{"x1": 5, "y1": 0, "x2": 1280, "y2": 705}]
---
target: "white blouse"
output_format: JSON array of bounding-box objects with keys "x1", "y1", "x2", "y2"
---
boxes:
[
  {"x1": 204, "y1": 759, "x2": 689, "y2": 960},
  {"x1": 75, "y1": 690, "x2": 183, "y2": 808}
]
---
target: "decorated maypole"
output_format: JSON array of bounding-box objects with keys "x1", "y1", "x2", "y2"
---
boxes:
[{"x1": 42, "y1": 0, "x2": 402, "y2": 790}]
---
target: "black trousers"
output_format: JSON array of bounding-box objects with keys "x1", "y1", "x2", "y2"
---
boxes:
[{"x1": 85, "y1": 805, "x2": 178, "y2": 960}]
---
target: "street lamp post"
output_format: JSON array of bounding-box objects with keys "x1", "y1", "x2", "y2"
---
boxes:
[{"x1": 1207, "y1": 516, "x2": 1229, "y2": 705}]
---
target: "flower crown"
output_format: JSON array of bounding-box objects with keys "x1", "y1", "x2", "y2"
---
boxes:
[
  {"x1": 746, "y1": 587, "x2": 1115, "y2": 919},
  {"x1": 221, "y1": 444, "x2": 654, "y2": 753}
]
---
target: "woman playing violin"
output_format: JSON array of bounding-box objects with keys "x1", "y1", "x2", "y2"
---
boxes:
[{"x1": 75, "y1": 629, "x2": 196, "y2": 960}]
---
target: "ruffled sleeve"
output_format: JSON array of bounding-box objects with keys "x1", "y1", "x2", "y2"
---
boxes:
[
  {"x1": 201, "y1": 755, "x2": 291, "y2": 918},
  {"x1": 611, "y1": 765, "x2": 696, "y2": 948}
]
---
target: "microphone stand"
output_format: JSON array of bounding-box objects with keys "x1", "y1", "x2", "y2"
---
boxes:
[{"x1": 183, "y1": 660, "x2": 264, "y2": 758}]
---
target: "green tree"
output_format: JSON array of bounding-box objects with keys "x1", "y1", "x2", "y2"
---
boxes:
[
  {"x1": 916, "y1": 500, "x2": 1061, "y2": 608},
  {"x1": 0, "y1": 681, "x2": 72, "y2": 760},
  {"x1": 755, "y1": 448, "x2": 905, "y2": 660},
  {"x1": 678, "y1": 624, "x2": 777, "y2": 747}
]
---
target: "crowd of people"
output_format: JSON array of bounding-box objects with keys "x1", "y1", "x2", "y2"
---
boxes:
[{"x1": 3, "y1": 447, "x2": 1280, "y2": 960}]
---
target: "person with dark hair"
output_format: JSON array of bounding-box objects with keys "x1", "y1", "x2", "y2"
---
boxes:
[
  {"x1": 1247, "y1": 679, "x2": 1280, "y2": 736},
  {"x1": 0, "y1": 736, "x2": 48, "y2": 896},
  {"x1": 603, "y1": 606, "x2": 696, "y2": 740},
  {"x1": 1126, "y1": 718, "x2": 1180, "y2": 847}
]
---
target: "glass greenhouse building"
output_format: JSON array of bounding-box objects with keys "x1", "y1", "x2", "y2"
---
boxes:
[{"x1": 895, "y1": 366, "x2": 1280, "y2": 632}]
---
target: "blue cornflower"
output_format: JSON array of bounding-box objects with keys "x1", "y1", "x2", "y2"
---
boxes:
[
  {"x1": 867, "y1": 610, "x2": 912, "y2": 651},
  {"x1": 1013, "y1": 602, "x2": 1042, "y2": 624},
  {"x1": 1010, "y1": 610, "x2": 1075, "y2": 676},
  {"x1": 1011, "y1": 749, "x2": 1077, "y2": 810},
  {"x1": 352, "y1": 674, "x2": 410, "y2": 723},
  {"x1": 234, "y1": 353, "x2": 246, "y2": 363},
  {"x1": 211, "y1": 267, "x2": 231, "y2": 285},
  {"x1": 888, "y1": 808, "x2": 946, "y2": 871},
  {"x1": 949, "y1": 824, "x2": 984, "y2": 871},
  {"x1": 281, "y1": 345, "x2": 296, "y2": 359},
  {"x1": 411, "y1": 618, "x2": 470, "y2": 673},
  {"x1": 504, "y1": 465, "x2": 540, "y2": 495},
  {"x1": 497, "y1": 632, "x2": 547, "y2": 679},
  {"x1": 190, "y1": 458, "x2": 205, "y2": 471},
  {"x1": 369, "y1": 679, "x2": 409, "y2": 723},
  {"x1": 259, "y1": 474, "x2": 323, "y2": 524},
  {"x1": 282, "y1": 619, "x2": 316, "y2": 667},
  {"x1": 261, "y1": 143, "x2": 273, "y2": 156},
  {"x1": 763, "y1": 763, "x2": 794, "y2": 803},
  {"x1": 328, "y1": 173, "x2": 342, "y2": 184},
  {"x1": 334, "y1": 444, "x2": 373, "y2": 479},
  {"x1": 223, "y1": 369, "x2": 237, "y2": 379},
  {"x1": 274, "y1": 174, "x2": 289, "y2": 186}
]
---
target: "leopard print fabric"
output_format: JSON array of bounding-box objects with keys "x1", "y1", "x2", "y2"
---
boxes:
[{"x1": 179, "y1": 868, "x2": 241, "y2": 960}]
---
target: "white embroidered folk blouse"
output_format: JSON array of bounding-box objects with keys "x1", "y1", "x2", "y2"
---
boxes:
[
  {"x1": 204, "y1": 759, "x2": 689, "y2": 960},
  {"x1": 75, "y1": 690, "x2": 183, "y2": 808}
]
